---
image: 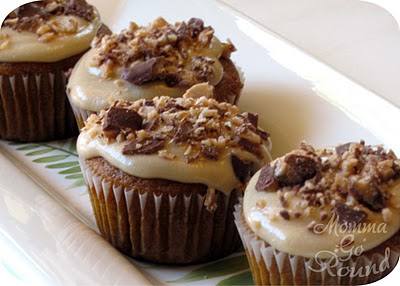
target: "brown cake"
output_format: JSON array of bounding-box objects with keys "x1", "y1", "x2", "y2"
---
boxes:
[
  {"x1": 235, "y1": 141, "x2": 400, "y2": 285},
  {"x1": 77, "y1": 84, "x2": 270, "y2": 264},
  {"x1": 0, "y1": 0, "x2": 110, "y2": 142},
  {"x1": 67, "y1": 17, "x2": 244, "y2": 129}
]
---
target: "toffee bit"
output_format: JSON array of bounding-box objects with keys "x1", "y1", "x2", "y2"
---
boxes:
[
  {"x1": 335, "y1": 142, "x2": 352, "y2": 157},
  {"x1": 334, "y1": 203, "x2": 367, "y2": 226},
  {"x1": 231, "y1": 154, "x2": 253, "y2": 184},
  {"x1": 279, "y1": 210, "x2": 291, "y2": 221},
  {"x1": 236, "y1": 137, "x2": 262, "y2": 158},
  {"x1": 242, "y1": 112, "x2": 258, "y2": 127},
  {"x1": 349, "y1": 180, "x2": 387, "y2": 212},
  {"x1": 256, "y1": 129, "x2": 270, "y2": 141},
  {"x1": 276, "y1": 154, "x2": 318, "y2": 187},
  {"x1": 255, "y1": 164, "x2": 278, "y2": 192},
  {"x1": 103, "y1": 106, "x2": 143, "y2": 139},
  {"x1": 122, "y1": 57, "x2": 161, "y2": 85},
  {"x1": 122, "y1": 138, "x2": 165, "y2": 155},
  {"x1": 294, "y1": 212, "x2": 302, "y2": 219},
  {"x1": 201, "y1": 145, "x2": 218, "y2": 160},
  {"x1": 173, "y1": 119, "x2": 191, "y2": 143},
  {"x1": 279, "y1": 195, "x2": 288, "y2": 208}
]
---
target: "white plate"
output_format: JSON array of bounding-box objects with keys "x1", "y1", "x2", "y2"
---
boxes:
[{"x1": 0, "y1": 0, "x2": 399, "y2": 285}]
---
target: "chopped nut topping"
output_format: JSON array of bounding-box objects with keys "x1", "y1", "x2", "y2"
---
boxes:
[
  {"x1": 84, "y1": 92, "x2": 269, "y2": 167},
  {"x1": 90, "y1": 17, "x2": 236, "y2": 87},
  {"x1": 255, "y1": 141, "x2": 400, "y2": 227},
  {"x1": 3, "y1": 0, "x2": 94, "y2": 41}
]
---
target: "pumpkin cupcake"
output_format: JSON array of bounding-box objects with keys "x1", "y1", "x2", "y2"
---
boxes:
[
  {"x1": 77, "y1": 84, "x2": 270, "y2": 264},
  {"x1": 235, "y1": 141, "x2": 400, "y2": 285},
  {"x1": 68, "y1": 17, "x2": 244, "y2": 129},
  {"x1": 0, "y1": 0, "x2": 109, "y2": 142}
]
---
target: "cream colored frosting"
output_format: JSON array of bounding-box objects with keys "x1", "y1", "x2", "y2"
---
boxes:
[
  {"x1": 0, "y1": 11, "x2": 101, "y2": 62},
  {"x1": 67, "y1": 36, "x2": 224, "y2": 112},
  {"x1": 76, "y1": 90, "x2": 271, "y2": 194},
  {"x1": 243, "y1": 161, "x2": 400, "y2": 259},
  {"x1": 77, "y1": 132, "x2": 270, "y2": 194}
]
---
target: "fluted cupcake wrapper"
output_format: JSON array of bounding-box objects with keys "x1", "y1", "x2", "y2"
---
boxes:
[
  {"x1": 0, "y1": 71, "x2": 77, "y2": 142},
  {"x1": 234, "y1": 202, "x2": 400, "y2": 285},
  {"x1": 68, "y1": 103, "x2": 94, "y2": 130},
  {"x1": 81, "y1": 158, "x2": 241, "y2": 264}
]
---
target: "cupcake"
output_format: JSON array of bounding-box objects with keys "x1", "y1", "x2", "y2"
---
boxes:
[
  {"x1": 235, "y1": 141, "x2": 400, "y2": 285},
  {"x1": 77, "y1": 84, "x2": 270, "y2": 264},
  {"x1": 68, "y1": 17, "x2": 244, "y2": 129},
  {"x1": 0, "y1": 0, "x2": 110, "y2": 142}
]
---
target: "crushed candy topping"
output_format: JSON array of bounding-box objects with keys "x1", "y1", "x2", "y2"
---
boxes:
[
  {"x1": 90, "y1": 17, "x2": 236, "y2": 87},
  {"x1": 3, "y1": 0, "x2": 94, "y2": 42},
  {"x1": 255, "y1": 141, "x2": 400, "y2": 226},
  {"x1": 83, "y1": 87, "x2": 269, "y2": 183}
]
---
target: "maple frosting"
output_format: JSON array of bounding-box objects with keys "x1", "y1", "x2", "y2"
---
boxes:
[
  {"x1": 68, "y1": 17, "x2": 237, "y2": 112},
  {"x1": 243, "y1": 141, "x2": 400, "y2": 258},
  {"x1": 77, "y1": 84, "x2": 271, "y2": 194},
  {"x1": 0, "y1": 0, "x2": 101, "y2": 62}
]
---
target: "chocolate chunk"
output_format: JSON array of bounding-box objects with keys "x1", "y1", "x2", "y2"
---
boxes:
[
  {"x1": 237, "y1": 137, "x2": 262, "y2": 158},
  {"x1": 123, "y1": 138, "x2": 165, "y2": 155},
  {"x1": 243, "y1": 112, "x2": 258, "y2": 127},
  {"x1": 256, "y1": 129, "x2": 270, "y2": 141},
  {"x1": 103, "y1": 107, "x2": 143, "y2": 138},
  {"x1": 173, "y1": 120, "x2": 191, "y2": 142},
  {"x1": 14, "y1": 3, "x2": 45, "y2": 18},
  {"x1": 231, "y1": 154, "x2": 254, "y2": 184},
  {"x1": 201, "y1": 145, "x2": 218, "y2": 160},
  {"x1": 349, "y1": 181, "x2": 387, "y2": 212},
  {"x1": 122, "y1": 58, "x2": 161, "y2": 85},
  {"x1": 276, "y1": 155, "x2": 318, "y2": 187},
  {"x1": 176, "y1": 22, "x2": 189, "y2": 39},
  {"x1": 334, "y1": 203, "x2": 367, "y2": 225},
  {"x1": 335, "y1": 143, "x2": 352, "y2": 157},
  {"x1": 64, "y1": 0, "x2": 94, "y2": 21},
  {"x1": 188, "y1": 18, "x2": 204, "y2": 36},
  {"x1": 9, "y1": 3, "x2": 47, "y2": 32},
  {"x1": 255, "y1": 164, "x2": 278, "y2": 192},
  {"x1": 12, "y1": 15, "x2": 43, "y2": 32}
]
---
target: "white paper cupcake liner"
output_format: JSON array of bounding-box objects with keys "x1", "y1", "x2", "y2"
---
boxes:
[
  {"x1": 234, "y1": 202, "x2": 400, "y2": 285},
  {"x1": 81, "y1": 158, "x2": 241, "y2": 264},
  {"x1": 68, "y1": 102, "x2": 94, "y2": 130},
  {"x1": 0, "y1": 71, "x2": 77, "y2": 142}
]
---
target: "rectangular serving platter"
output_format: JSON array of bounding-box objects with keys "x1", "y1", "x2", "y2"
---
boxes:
[{"x1": 0, "y1": 0, "x2": 399, "y2": 285}]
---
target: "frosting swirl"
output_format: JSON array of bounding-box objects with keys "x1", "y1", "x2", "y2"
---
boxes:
[{"x1": 243, "y1": 141, "x2": 400, "y2": 258}]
